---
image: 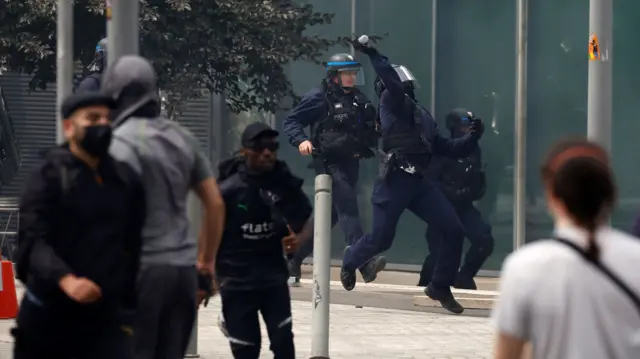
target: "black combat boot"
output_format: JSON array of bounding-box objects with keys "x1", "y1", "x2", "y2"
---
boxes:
[
  {"x1": 359, "y1": 256, "x2": 387, "y2": 283},
  {"x1": 425, "y1": 283, "x2": 464, "y2": 314}
]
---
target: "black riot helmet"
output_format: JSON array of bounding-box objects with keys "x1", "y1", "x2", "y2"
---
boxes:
[
  {"x1": 446, "y1": 109, "x2": 476, "y2": 134},
  {"x1": 324, "y1": 53, "x2": 364, "y2": 88},
  {"x1": 374, "y1": 64, "x2": 420, "y2": 98},
  {"x1": 87, "y1": 38, "x2": 108, "y2": 73}
]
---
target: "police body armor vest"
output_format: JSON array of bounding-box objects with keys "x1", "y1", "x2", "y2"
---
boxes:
[
  {"x1": 312, "y1": 89, "x2": 378, "y2": 158},
  {"x1": 381, "y1": 95, "x2": 432, "y2": 156}
]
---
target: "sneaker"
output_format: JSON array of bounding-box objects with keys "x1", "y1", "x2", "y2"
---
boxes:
[
  {"x1": 425, "y1": 284, "x2": 464, "y2": 314},
  {"x1": 340, "y1": 246, "x2": 356, "y2": 291},
  {"x1": 359, "y1": 256, "x2": 387, "y2": 283},
  {"x1": 288, "y1": 259, "x2": 302, "y2": 287}
]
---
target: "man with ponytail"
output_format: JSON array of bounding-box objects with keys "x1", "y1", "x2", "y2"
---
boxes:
[{"x1": 492, "y1": 138, "x2": 640, "y2": 359}]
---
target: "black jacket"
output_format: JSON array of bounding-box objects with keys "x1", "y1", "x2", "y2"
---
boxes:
[
  {"x1": 16, "y1": 146, "x2": 145, "y2": 313},
  {"x1": 216, "y1": 157, "x2": 312, "y2": 290}
]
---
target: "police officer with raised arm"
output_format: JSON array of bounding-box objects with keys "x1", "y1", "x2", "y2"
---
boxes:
[
  {"x1": 283, "y1": 52, "x2": 386, "y2": 284},
  {"x1": 341, "y1": 36, "x2": 484, "y2": 314}
]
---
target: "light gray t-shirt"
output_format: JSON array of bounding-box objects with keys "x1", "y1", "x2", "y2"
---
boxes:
[
  {"x1": 109, "y1": 117, "x2": 213, "y2": 266},
  {"x1": 492, "y1": 224, "x2": 640, "y2": 359}
]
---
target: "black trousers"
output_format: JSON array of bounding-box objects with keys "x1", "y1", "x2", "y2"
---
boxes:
[
  {"x1": 12, "y1": 295, "x2": 132, "y2": 359},
  {"x1": 134, "y1": 264, "x2": 197, "y2": 359},
  {"x1": 221, "y1": 283, "x2": 295, "y2": 359}
]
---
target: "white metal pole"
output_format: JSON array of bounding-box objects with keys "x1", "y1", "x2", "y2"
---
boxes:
[
  {"x1": 513, "y1": 0, "x2": 529, "y2": 251},
  {"x1": 310, "y1": 174, "x2": 332, "y2": 359},
  {"x1": 107, "y1": 0, "x2": 139, "y2": 67},
  {"x1": 587, "y1": 0, "x2": 613, "y2": 151},
  {"x1": 56, "y1": 0, "x2": 74, "y2": 144}
]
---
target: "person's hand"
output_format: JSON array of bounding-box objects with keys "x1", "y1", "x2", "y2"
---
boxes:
[
  {"x1": 351, "y1": 35, "x2": 378, "y2": 56},
  {"x1": 196, "y1": 270, "x2": 217, "y2": 308},
  {"x1": 59, "y1": 274, "x2": 102, "y2": 304},
  {"x1": 282, "y1": 226, "x2": 300, "y2": 254},
  {"x1": 470, "y1": 118, "x2": 485, "y2": 138},
  {"x1": 298, "y1": 140, "x2": 314, "y2": 156}
]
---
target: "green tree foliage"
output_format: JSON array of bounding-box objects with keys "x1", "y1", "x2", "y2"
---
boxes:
[{"x1": 0, "y1": 0, "x2": 363, "y2": 113}]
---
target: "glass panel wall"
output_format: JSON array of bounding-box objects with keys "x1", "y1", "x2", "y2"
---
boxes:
[
  {"x1": 610, "y1": 0, "x2": 640, "y2": 231},
  {"x1": 524, "y1": 0, "x2": 589, "y2": 242},
  {"x1": 434, "y1": 0, "x2": 516, "y2": 270},
  {"x1": 271, "y1": 0, "x2": 640, "y2": 272}
]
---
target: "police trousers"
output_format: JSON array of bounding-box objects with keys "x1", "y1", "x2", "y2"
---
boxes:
[
  {"x1": 420, "y1": 203, "x2": 494, "y2": 285},
  {"x1": 134, "y1": 264, "x2": 197, "y2": 359},
  {"x1": 343, "y1": 170, "x2": 465, "y2": 288},
  {"x1": 221, "y1": 283, "x2": 295, "y2": 359},
  {"x1": 292, "y1": 157, "x2": 363, "y2": 264},
  {"x1": 12, "y1": 294, "x2": 132, "y2": 359}
]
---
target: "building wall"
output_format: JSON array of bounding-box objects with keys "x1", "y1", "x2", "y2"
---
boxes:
[{"x1": 275, "y1": 0, "x2": 640, "y2": 272}]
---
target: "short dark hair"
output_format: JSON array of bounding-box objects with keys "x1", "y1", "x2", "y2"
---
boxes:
[{"x1": 541, "y1": 138, "x2": 616, "y2": 261}]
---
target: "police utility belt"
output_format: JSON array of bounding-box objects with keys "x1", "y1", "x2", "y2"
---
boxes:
[{"x1": 377, "y1": 149, "x2": 429, "y2": 181}]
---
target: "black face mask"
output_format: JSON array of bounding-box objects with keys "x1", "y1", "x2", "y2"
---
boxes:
[{"x1": 79, "y1": 124, "x2": 112, "y2": 158}]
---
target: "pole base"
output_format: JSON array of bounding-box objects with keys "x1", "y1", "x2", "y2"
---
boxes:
[
  {"x1": 309, "y1": 357, "x2": 330, "y2": 359},
  {"x1": 184, "y1": 355, "x2": 200, "y2": 358}
]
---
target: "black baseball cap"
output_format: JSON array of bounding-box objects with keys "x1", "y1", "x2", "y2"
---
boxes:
[
  {"x1": 241, "y1": 122, "x2": 279, "y2": 147},
  {"x1": 60, "y1": 92, "x2": 116, "y2": 120}
]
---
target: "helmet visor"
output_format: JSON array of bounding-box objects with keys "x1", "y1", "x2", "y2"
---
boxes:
[
  {"x1": 335, "y1": 67, "x2": 365, "y2": 87},
  {"x1": 393, "y1": 65, "x2": 420, "y2": 89}
]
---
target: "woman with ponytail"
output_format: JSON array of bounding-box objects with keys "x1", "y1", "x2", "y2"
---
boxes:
[{"x1": 492, "y1": 139, "x2": 640, "y2": 359}]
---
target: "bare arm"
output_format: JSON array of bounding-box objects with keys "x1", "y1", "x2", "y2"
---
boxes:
[{"x1": 494, "y1": 333, "x2": 526, "y2": 359}]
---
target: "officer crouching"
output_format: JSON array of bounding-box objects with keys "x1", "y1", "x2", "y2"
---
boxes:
[
  {"x1": 12, "y1": 92, "x2": 145, "y2": 359},
  {"x1": 421, "y1": 110, "x2": 495, "y2": 290},
  {"x1": 216, "y1": 122, "x2": 312, "y2": 359}
]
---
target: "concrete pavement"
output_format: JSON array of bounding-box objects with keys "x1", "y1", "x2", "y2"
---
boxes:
[{"x1": 0, "y1": 273, "x2": 497, "y2": 358}]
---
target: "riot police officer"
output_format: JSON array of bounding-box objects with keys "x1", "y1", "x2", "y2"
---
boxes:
[
  {"x1": 419, "y1": 109, "x2": 494, "y2": 290},
  {"x1": 341, "y1": 37, "x2": 484, "y2": 314},
  {"x1": 75, "y1": 38, "x2": 107, "y2": 93},
  {"x1": 283, "y1": 52, "x2": 386, "y2": 283}
]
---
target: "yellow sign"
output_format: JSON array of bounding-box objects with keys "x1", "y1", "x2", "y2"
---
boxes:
[
  {"x1": 106, "y1": 0, "x2": 112, "y2": 20},
  {"x1": 589, "y1": 33, "x2": 600, "y2": 61}
]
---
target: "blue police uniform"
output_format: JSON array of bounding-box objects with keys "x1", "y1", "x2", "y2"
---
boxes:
[
  {"x1": 341, "y1": 43, "x2": 483, "y2": 313},
  {"x1": 283, "y1": 53, "x2": 386, "y2": 283},
  {"x1": 419, "y1": 110, "x2": 494, "y2": 290},
  {"x1": 75, "y1": 38, "x2": 107, "y2": 93}
]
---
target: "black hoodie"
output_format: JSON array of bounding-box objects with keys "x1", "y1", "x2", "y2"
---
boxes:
[
  {"x1": 16, "y1": 145, "x2": 145, "y2": 314},
  {"x1": 216, "y1": 157, "x2": 312, "y2": 290}
]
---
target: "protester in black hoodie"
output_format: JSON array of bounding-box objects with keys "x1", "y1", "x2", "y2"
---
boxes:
[
  {"x1": 12, "y1": 92, "x2": 145, "y2": 359},
  {"x1": 216, "y1": 122, "x2": 312, "y2": 359}
]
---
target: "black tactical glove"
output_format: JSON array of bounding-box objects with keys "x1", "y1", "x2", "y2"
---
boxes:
[
  {"x1": 197, "y1": 271, "x2": 215, "y2": 307},
  {"x1": 470, "y1": 118, "x2": 485, "y2": 138},
  {"x1": 351, "y1": 38, "x2": 378, "y2": 56}
]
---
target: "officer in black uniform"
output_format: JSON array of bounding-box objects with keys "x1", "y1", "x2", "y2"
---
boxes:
[
  {"x1": 341, "y1": 37, "x2": 484, "y2": 314},
  {"x1": 75, "y1": 38, "x2": 108, "y2": 93},
  {"x1": 216, "y1": 122, "x2": 312, "y2": 359},
  {"x1": 419, "y1": 109, "x2": 494, "y2": 290},
  {"x1": 283, "y1": 52, "x2": 386, "y2": 283}
]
